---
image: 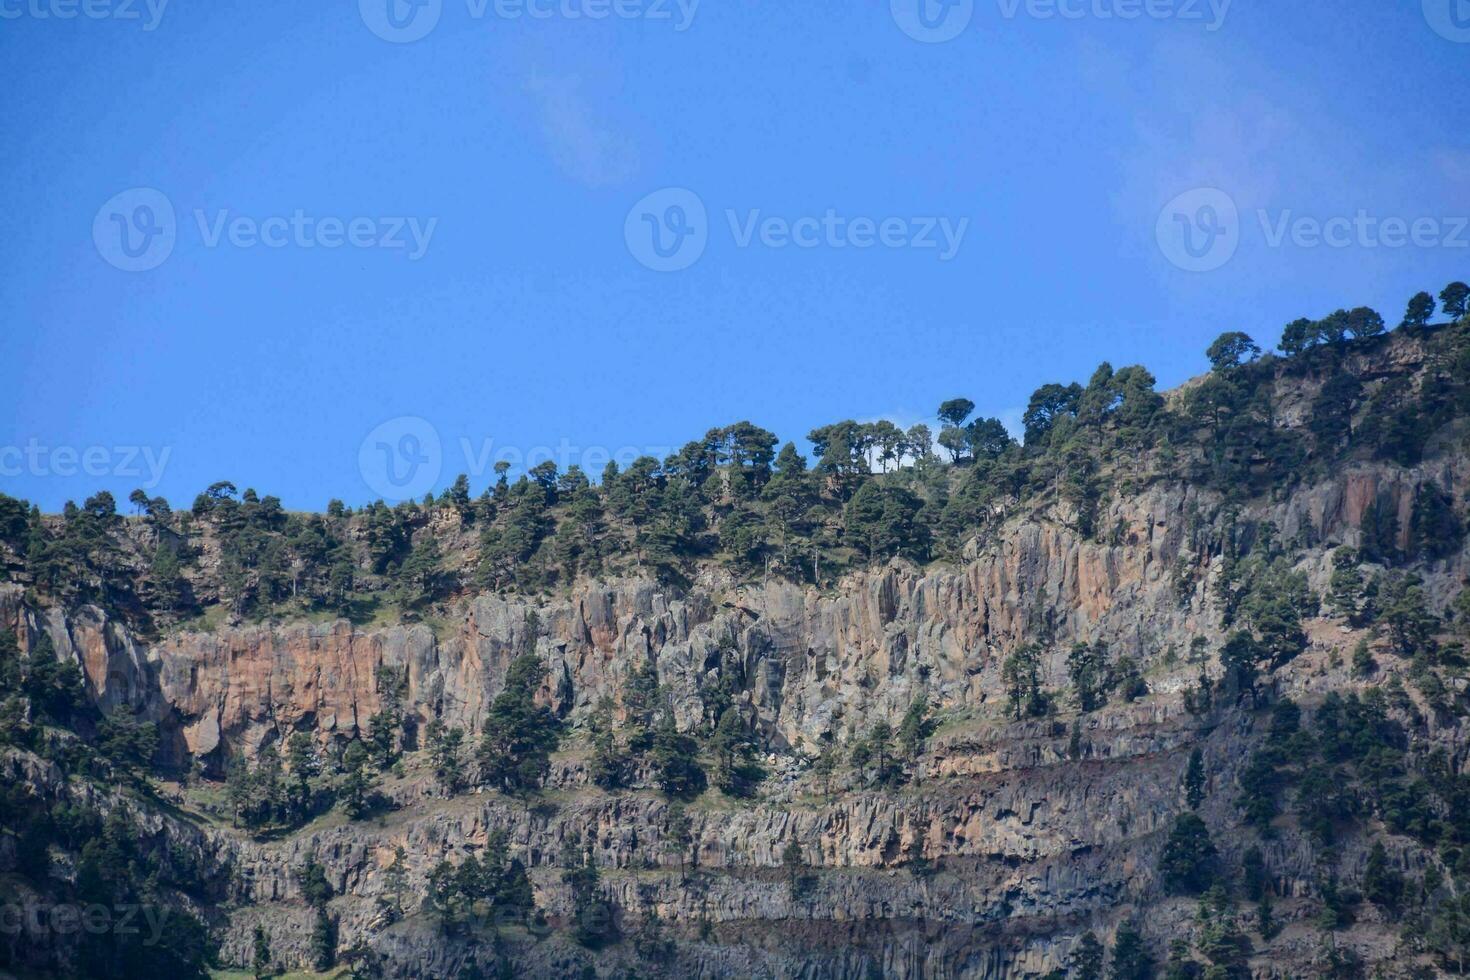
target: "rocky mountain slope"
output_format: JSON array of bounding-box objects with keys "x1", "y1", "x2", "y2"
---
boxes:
[{"x1": 4, "y1": 317, "x2": 1470, "y2": 978}]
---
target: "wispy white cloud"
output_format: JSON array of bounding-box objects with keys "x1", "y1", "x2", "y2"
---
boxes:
[
  {"x1": 524, "y1": 73, "x2": 639, "y2": 188},
  {"x1": 1431, "y1": 149, "x2": 1470, "y2": 191},
  {"x1": 1095, "y1": 35, "x2": 1296, "y2": 225}
]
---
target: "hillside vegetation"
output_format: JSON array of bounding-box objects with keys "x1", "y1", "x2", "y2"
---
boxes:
[{"x1": 3, "y1": 281, "x2": 1470, "y2": 978}]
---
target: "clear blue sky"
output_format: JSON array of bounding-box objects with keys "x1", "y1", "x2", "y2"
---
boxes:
[{"x1": 3, "y1": 0, "x2": 1468, "y2": 510}]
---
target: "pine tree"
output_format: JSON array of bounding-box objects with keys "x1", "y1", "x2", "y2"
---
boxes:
[
  {"x1": 708, "y1": 707, "x2": 759, "y2": 797},
  {"x1": 1351, "y1": 638, "x2": 1375, "y2": 678},
  {"x1": 1196, "y1": 921, "x2": 1250, "y2": 978},
  {"x1": 1257, "y1": 895, "x2": 1279, "y2": 940},
  {"x1": 478, "y1": 653, "x2": 562, "y2": 794},
  {"x1": 1454, "y1": 588, "x2": 1470, "y2": 640},
  {"x1": 1108, "y1": 920, "x2": 1154, "y2": 980},
  {"x1": 1067, "y1": 641, "x2": 1109, "y2": 712},
  {"x1": 1402, "y1": 290, "x2": 1435, "y2": 328},
  {"x1": 1002, "y1": 644, "x2": 1047, "y2": 719},
  {"x1": 1376, "y1": 572, "x2": 1438, "y2": 655},
  {"x1": 1162, "y1": 938, "x2": 1198, "y2": 980},
  {"x1": 1184, "y1": 748, "x2": 1206, "y2": 810},
  {"x1": 1326, "y1": 547, "x2": 1363, "y2": 623},
  {"x1": 782, "y1": 838, "x2": 815, "y2": 904},
  {"x1": 309, "y1": 906, "x2": 335, "y2": 971},
  {"x1": 338, "y1": 741, "x2": 375, "y2": 819},
  {"x1": 622, "y1": 654, "x2": 662, "y2": 753},
  {"x1": 587, "y1": 696, "x2": 630, "y2": 791},
  {"x1": 426, "y1": 859, "x2": 459, "y2": 932},
  {"x1": 251, "y1": 925, "x2": 272, "y2": 979},
  {"x1": 1159, "y1": 813, "x2": 1218, "y2": 895},
  {"x1": 381, "y1": 846, "x2": 408, "y2": 920},
  {"x1": 21, "y1": 632, "x2": 85, "y2": 724},
  {"x1": 810, "y1": 742, "x2": 838, "y2": 795},
  {"x1": 365, "y1": 708, "x2": 401, "y2": 770},
  {"x1": 1241, "y1": 846, "x2": 1267, "y2": 902},
  {"x1": 426, "y1": 718, "x2": 465, "y2": 795},
  {"x1": 1441, "y1": 281, "x2": 1469, "y2": 319},
  {"x1": 562, "y1": 840, "x2": 617, "y2": 948},
  {"x1": 651, "y1": 714, "x2": 706, "y2": 799},
  {"x1": 1068, "y1": 931, "x2": 1105, "y2": 980},
  {"x1": 664, "y1": 802, "x2": 694, "y2": 882},
  {"x1": 396, "y1": 533, "x2": 444, "y2": 612},
  {"x1": 849, "y1": 721, "x2": 902, "y2": 787},
  {"x1": 1363, "y1": 840, "x2": 1404, "y2": 915},
  {"x1": 1411, "y1": 480, "x2": 1463, "y2": 561},
  {"x1": 286, "y1": 731, "x2": 320, "y2": 820},
  {"x1": 297, "y1": 856, "x2": 333, "y2": 908},
  {"x1": 897, "y1": 694, "x2": 936, "y2": 761}
]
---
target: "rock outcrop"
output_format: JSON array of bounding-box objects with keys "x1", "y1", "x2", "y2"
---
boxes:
[
  {"x1": 3, "y1": 448, "x2": 1466, "y2": 977},
  {"x1": 4, "y1": 456, "x2": 1458, "y2": 760}
]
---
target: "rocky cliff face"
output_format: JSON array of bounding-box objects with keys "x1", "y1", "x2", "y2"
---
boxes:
[
  {"x1": 4, "y1": 456, "x2": 1456, "y2": 757},
  {"x1": 4, "y1": 448, "x2": 1466, "y2": 978}
]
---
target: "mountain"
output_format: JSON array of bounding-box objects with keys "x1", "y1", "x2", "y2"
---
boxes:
[{"x1": 4, "y1": 307, "x2": 1470, "y2": 978}]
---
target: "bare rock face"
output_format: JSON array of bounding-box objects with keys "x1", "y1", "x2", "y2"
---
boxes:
[
  {"x1": 2, "y1": 454, "x2": 1465, "y2": 978},
  {"x1": 9, "y1": 457, "x2": 1458, "y2": 762}
]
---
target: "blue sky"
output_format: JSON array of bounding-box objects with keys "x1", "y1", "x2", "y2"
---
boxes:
[{"x1": 2, "y1": 0, "x2": 1468, "y2": 510}]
